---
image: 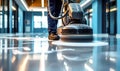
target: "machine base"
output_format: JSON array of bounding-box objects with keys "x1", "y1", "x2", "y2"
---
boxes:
[{"x1": 57, "y1": 24, "x2": 93, "y2": 42}]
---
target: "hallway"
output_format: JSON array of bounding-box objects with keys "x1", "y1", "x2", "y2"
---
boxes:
[{"x1": 0, "y1": 0, "x2": 120, "y2": 71}]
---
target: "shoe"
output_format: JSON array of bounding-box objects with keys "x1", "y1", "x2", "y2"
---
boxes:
[{"x1": 48, "y1": 33, "x2": 60, "y2": 40}]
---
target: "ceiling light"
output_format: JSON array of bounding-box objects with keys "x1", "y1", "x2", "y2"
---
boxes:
[
  {"x1": 21, "y1": 0, "x2": 29, "y2": 11},
  {"x1": 12, "y1": 6, "x2": 16, "y2": 10}
]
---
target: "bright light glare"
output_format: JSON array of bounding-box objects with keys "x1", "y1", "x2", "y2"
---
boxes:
[
  {"x1": 80, "y1": 0, "x2": 91, "y2": 7},
  {"x1": 110, "y1": 68, "x2": 115, "y2": 71},
  {"x1": 12, "y1": 6, "x2": 16, "y2": 10},
  {"x1": 18, "y1": 55, "x2": 29, "y2": 71},
  {"x1": 64, "y1": 62, "x2": 69, "y2": 71},
  {"x1": 57, "y1": 53, "x2": 63, "y2": 60},
  {"x1": 11, "y1": 56, "x2": 16, "y2": 63},
  {"x1": 110, "y1": 57, "x2": 116, "y2": 62},
  {"x1": 23, "y1": 47, "x2": 31, "y2": 51},
  {"x1": 85, "y1": 63, "x2": 93, "y2": 71},
  {"x1": 21, "y1": 0, "x2": 29, "y2": 11},
  {"x1": 89, "y1": 59, "x2": 93, "y2": 64}
]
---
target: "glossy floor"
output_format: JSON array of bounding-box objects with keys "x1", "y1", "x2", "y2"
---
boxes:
[{"x1": 0, "y1": 33, "x2": 120, "y2": 71}]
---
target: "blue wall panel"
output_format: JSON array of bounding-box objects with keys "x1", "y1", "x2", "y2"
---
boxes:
[
  {"x1": 92, "y1": 0, "x2": 102, "y2": 34},
  {"x1": 9, "y1": 0, "x2": 12, "y2": 33},
  {"x1": 117, "y1": 0, "x2": 120, "y2": 34},
  {"x1": 24, "y1": 12, "x2": 33, "y2": 33},
  {"x1": 110, "y1": 12, "x2": 115, "y2": 34},
  {"x1": 18, "y1": 8, "x2": 23, "y2": 33}
]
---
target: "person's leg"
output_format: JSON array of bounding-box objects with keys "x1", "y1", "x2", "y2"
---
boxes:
[
  {"x1": 48, "y1": 0, "x2": 62, "y2": 40},
  {"x1": 48, "y1": 0, "x2": 57, "y2": 34},
  {"x1": 54, "y1": 0, "x2": 62, "y2": 30},
  {"x1": 55, "y1": 0, "x2": 62, "y2": 17}
]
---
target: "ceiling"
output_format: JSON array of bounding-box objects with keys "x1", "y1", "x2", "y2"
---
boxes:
[
  {"x1": 25, "y1": 0, "x2": 48, "y2": 8},
  {"x1": 15, "y1": 0, "x2": 81, "y2": 11},
  {"x1": 25, "y1": 0, "x2": 81, "y2": 8}
]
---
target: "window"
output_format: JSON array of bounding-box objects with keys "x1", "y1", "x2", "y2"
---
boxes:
[{"x1": 34, "y1": 16, "x2": 42, "y2": 28}]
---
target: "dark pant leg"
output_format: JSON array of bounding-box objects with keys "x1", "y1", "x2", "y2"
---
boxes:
[
  {"x1": 48, "y1": 0, "x2": 62, "y2": 33},
  {"x1": 54, "y1": 0, "x2": 62, "y2": 26}
]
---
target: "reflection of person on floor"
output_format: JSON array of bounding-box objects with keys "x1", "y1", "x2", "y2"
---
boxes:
[
  {"x1": 46, "y1": 41, "x2": 64, "y2": 71},
  {"x1": 60, "y1": 46, "x2": 93, "y2": 71}
]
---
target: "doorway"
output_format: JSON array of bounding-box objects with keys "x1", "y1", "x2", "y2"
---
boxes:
[{"x1": 106, "y1": 0, "x2": 117, "y2": 35}]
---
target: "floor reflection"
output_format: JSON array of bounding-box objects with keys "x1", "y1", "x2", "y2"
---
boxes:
[{"x1": 0, "y1": 34, "x2": 120, "y2": 71}]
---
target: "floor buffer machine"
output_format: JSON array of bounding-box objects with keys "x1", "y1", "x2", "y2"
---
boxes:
[{"x1": 48, "y1": 0, "x2": 93, "y2": 42}]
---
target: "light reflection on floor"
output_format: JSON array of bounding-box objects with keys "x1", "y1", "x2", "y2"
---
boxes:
[
  {"x1": 52, "y1": 40, "x2": 108, "y2": 47},
  {"x1": 0, "y1": 34, "x2": 120, "y2": 71}
]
